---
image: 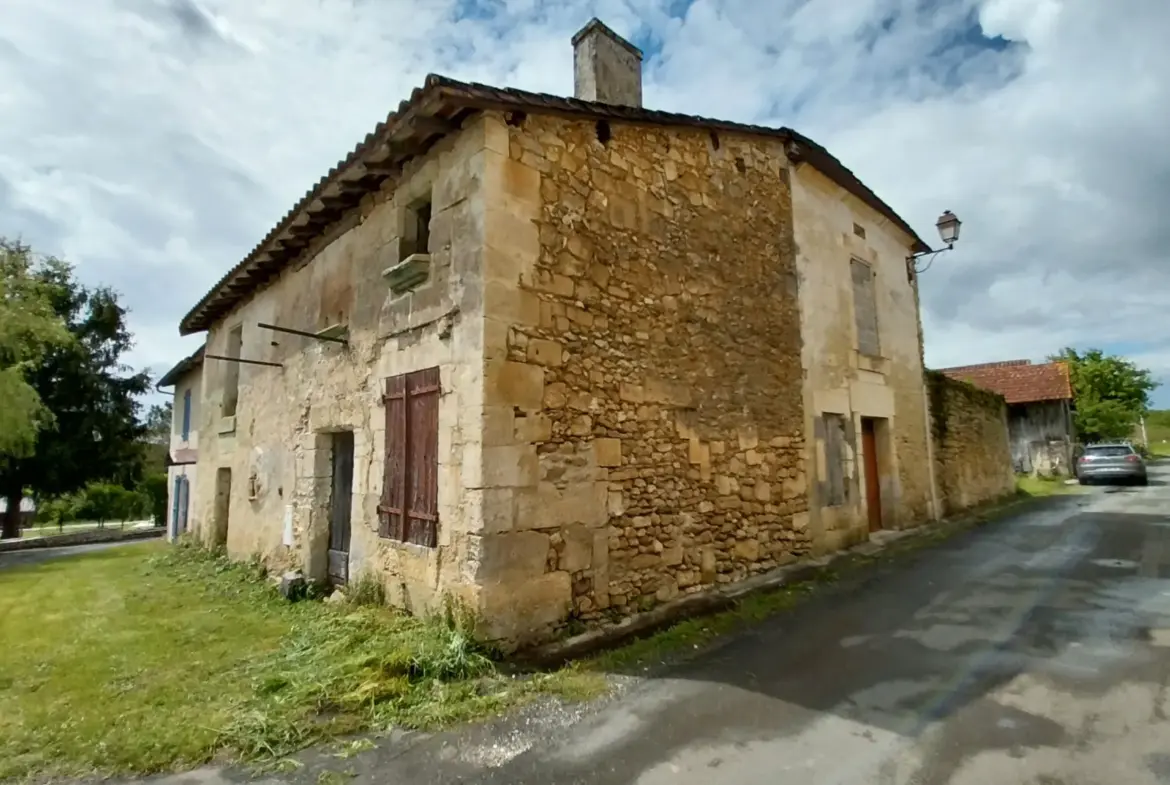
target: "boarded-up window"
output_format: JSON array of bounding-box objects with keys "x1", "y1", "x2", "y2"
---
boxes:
[
  {"x1": 222, "y1": 324, "x2": 244, "y2": 417},
  {"x1": 851, "y1": 258, "x2": 880, "y2": 357},
  {"x1": 379, "y1": 367, "x2": 440, "y2": 547},
  {"x1": 823, "y1": 413, "x2": 847, "y2": 507}
]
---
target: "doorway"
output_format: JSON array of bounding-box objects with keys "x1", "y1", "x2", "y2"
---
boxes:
[
  {"x1": 212, "y1": 468, "x2": 231, "y2": 547},
  {"x1": 861, "y1": 418, "x2": 882, "y2": 532},
  {"x1": 171, "y1": 475, "x2": 190, "y2": 539},
  {"x1": 327, "y1": 432, "x2": 355, "y2": 587}
]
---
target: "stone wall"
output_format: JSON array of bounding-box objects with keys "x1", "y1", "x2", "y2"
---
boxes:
[
  {"x1": 474, "y1": 112, "x2": 809, "y2": 644},
  {"x1": 191, "y1": 115, "x2": 492, "y2": 616},
  {"x1": 927, "y1": 371, "x2": 1015, "y2": 514}
]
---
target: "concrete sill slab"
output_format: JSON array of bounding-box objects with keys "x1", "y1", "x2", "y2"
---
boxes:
[
  {"x1": 383, "y1": 253, "x2": 431, "y2": 295},
  {"x1": 316, "y1": 324, "x2": 349, "y2": 342},
  {"x1": 217, "y1": 415, "x2": 237, "y2": 436}
]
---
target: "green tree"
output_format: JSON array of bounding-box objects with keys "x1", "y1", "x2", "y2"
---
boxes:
[
  {"x1": 0, "y1": 239, "x2": 73, "y2": 458},
  {"x1": 0, "y1": 241, "x2": 150, "y2": 539},
  {"x1": 141, "y1": 473, "x2": 168, "y2": 527},
  {"x1": 38, "y1": 493, "x2": 83, "y2": 533},
  {"x1": 78, "y1": 483, "x2": 121, "y2": 528},
  {"x1": 143, "y1": 402, "x2": 171, "y2": 446},
  {"x1": 1051, "y1": 348, "x2": 1158, "y2": 442}
]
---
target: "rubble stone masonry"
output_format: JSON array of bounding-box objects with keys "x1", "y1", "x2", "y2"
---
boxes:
[
  {"x1": 474, "y1": 112, "x2": 809, "y2": 643},
  {"x1": 927, "y1": 371, "x2": 1016, "y2": 514}
]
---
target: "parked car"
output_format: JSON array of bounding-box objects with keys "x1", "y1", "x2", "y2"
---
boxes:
[{"x1": 1076, "y1": 443, "x2": 1148, "y2": 486}]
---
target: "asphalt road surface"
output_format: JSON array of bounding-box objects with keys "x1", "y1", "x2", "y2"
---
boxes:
[
  {"x1": 114, "y1": 465, "x2": 1170, "y2": 785},
  {"x1": 442, "y1": 466, "x2": 1170, "y2": 785},
  {"x1": 0, "y1": 540, "x2": 139, "y2": 571}
]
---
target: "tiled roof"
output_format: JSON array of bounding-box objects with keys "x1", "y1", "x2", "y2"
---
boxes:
[
  {"x1": 938, "y1": 360, "x2": 1073, "y2": 404},
  {"x1": 157, "y1": 344, "x2": 205, "y2": 388},
  {"x1": 178, "y1": 74, "x2": 931, "y2": 335}
]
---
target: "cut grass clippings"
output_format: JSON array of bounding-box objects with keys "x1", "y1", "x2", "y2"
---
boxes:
[
  {"x1": 0, "y1": 491, "x2": 1040, "y2": 782},
  {"x1": 0, "y1": 542, "x2": 603, "y2": 783}
]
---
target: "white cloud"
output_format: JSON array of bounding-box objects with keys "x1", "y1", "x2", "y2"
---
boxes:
[{"x1": 1, "y1": 0, "x2": 1168, "y2": 403}]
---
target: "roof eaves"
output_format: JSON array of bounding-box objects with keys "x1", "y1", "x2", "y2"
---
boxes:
[
  {"x1": 179, "y1": 74, "x2": 930, "y2": 335},
  {"x1": 178, "y1": 77, "x2": 461, "y2": 335},
  {"x1": 157, "y1": 344, "x2": 206, "y2": 388}
]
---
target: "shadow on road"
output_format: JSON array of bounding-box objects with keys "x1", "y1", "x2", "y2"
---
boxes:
[{"x1": 479, "y1": 497, "x2": 1170, "y2": 784}]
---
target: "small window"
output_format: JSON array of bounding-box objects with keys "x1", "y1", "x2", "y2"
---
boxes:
[
  {"x1": 222, "y1": 325, "x2": 243, "y2": 418},
  {"x1": 853, "y1": 222, "x2": 866, "y2": 239},
  {"x1": 404, "y1": 199, "x2": 432, "y2": 258},
  {"x1": 823, "y1": 413, "x2": 847, "y2": 507},
  {"x1": 181, "y1": 389, "x2": 192, "y2": 441},
  {"x1": 851, "y1": 258, "x2": 880, "y2": 357},
  {"x1": 379, "y1": 367, "x2": 440, "y2": 547}
]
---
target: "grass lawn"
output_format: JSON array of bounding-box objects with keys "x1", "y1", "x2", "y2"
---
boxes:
[
  {"x1": 0, "y1": 492, "x2": 1043, "y2": 782},
  {"x1": 1016, "y1": 473, "x2": 1083, "y2": 497},
  {"x1": 0, "y1": 543, "x2": 603, "y2": 782}
]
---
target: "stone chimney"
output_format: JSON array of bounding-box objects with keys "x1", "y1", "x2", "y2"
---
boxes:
[{"x1": 572, "y1": 18, "x2": 643, "y2": 108}]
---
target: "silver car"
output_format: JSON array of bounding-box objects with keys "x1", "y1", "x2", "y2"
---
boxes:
[{"x1": 1076, "y1": 443, "x2": 1148, "y2": 486}]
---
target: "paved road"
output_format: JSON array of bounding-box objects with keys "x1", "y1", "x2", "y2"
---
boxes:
[
  {"x1": 440, "y1": 468, "x2": 1170, "y2": 785},
  {"x1": 125, "y1": 467, "x2": 1170, "y2": 785},
  {"x1": 0, "y1": 540, "x2": 141, "y2": 570}
]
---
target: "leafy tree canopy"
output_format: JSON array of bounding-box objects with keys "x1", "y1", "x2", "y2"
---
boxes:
[
  {"x1": 143, "y1": 402, "x2": 172, "y2": 446},
  {"x1": 0, "y1": 240, "x2": 73, "y2": 457},
  {"x1": 1, "y1": 238, "x2": 150, "y2": 538},
  {"x1": 1051, "y1": 347, "x2": 1158, "y2": 442}
]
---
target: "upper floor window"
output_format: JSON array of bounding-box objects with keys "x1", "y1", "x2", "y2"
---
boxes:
[
  {"x1": 404, "y1": 198, "x2": 432, "y2": 258},
  {"x1": 222, "y1": 324, "x2": 243, "y2": 417},
  {"x1": 850, "y1": 258, "x2": 880, "y2": 357},
  {"x1": 181, "y1": 389, "x2": 192, "y2": 441}
]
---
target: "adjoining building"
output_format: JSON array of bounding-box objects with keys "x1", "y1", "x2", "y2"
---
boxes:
[
  {"x1": 939, "y1": 360, "x2": 1075, "y2": 476},
  {"x1": 157, "y1": 345, "x2": 204, "y2": 541}
]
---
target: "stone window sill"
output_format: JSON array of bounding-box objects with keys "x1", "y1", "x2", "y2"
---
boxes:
[
  {"x1": 383, "y1": 253, "x2": 432, "y2": 295},
  {"x1": 218, "y1": 415, "x2": 237, "y2": 436},
  {"x1": 855, "y1": 352, "x2": 890, "y2": 375}
]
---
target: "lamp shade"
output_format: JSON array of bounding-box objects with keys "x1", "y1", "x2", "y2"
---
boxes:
[{"x1": 936, "y1": 210, "x2": 961, "y2": 245}]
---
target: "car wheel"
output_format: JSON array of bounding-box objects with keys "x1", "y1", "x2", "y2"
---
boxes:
[
  {"x1": 1138, "y1": 477, "x2": 1149, "y2": 487},
  {"x1": 1078, "y1": 477, "x2": 1089, "y2": 486}
]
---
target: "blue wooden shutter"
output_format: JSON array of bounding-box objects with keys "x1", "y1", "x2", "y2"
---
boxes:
[{"x1": 171, "y1": 476, "x2": 182, "y2": 536}]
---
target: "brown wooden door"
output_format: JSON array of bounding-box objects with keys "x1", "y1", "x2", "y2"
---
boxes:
[
  {"x1": 327, "y1": 432, "x2": 354, "y2": 587},
  {"x1": 861, "y1": 418, "x2": 882, "y2": 532}
]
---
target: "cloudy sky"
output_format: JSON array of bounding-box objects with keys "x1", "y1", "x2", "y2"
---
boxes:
[{"x1": 2, "y1": 0, "x2": 1169, "y2": 405}]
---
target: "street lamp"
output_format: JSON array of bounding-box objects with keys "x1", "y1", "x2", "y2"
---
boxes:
[{"x1": 910, "y1": 210, "x2": 962, "y2": 275}]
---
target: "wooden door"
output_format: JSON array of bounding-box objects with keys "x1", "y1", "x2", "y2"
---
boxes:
[
  {"x1": 327, "y1": 432, "x2": 355, "y2": 587},
  {"x1": 861, "y1": 418, "x2": 882, "y2": 532}
]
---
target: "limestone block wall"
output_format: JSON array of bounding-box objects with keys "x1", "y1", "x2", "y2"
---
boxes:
[
  {"x1": 472, "y1": 112, "x2": 809, "y2": 644},
  {"x1": 191, "y1": 117, "x2": 490, "y2": 615},
  {"x1": 791, "y1": 164, "x2": 934, "y2": 553},
  {"x1": 927, "y1": 371, "x2": 1015, "y2": 514}
]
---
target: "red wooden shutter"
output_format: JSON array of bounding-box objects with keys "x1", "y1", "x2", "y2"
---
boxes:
[
  {"x1": 405, "y1": 367, "x2": 440, "y2": 547},
  {"x1": 379, "y1": 375, "x2": 407, "y2": 540}
]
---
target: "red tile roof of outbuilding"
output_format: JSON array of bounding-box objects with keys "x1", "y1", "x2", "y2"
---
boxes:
[{"x1": 938, "y1": 360, "x2": 1073, "y2": 404}]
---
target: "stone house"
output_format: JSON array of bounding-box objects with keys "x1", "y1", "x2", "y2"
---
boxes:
[
  {"x1": 939, "y1": 360, "x2": 1075, "y2": 476},
  {"x1": 174, "y1": 19, "x2": 950, "y2": 645},
  {"x1": 157, "y1": 345, "x2": 204, "y2": 540}
]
